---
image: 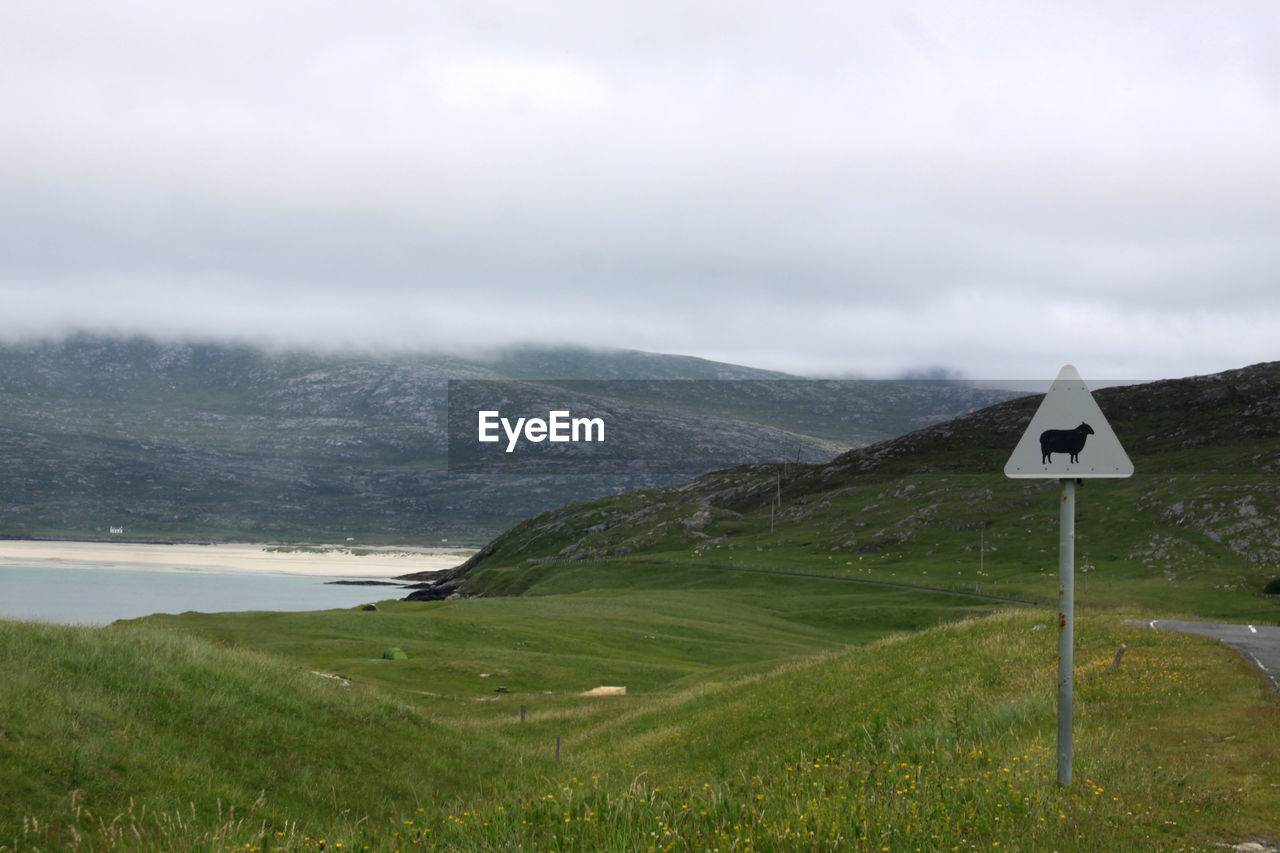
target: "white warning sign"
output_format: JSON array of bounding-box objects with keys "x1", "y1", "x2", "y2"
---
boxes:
[{"x1": 1004, "y1": 365, "x2": 1133, "y2": 479}]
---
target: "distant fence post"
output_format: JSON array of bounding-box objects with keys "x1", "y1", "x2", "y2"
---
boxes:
[
  {"x1": 555, "y1": 736, "x2": 561, "y2": 762},
  {"x1": 520, "y1": 704, "x2": 527, "y2": 722}
]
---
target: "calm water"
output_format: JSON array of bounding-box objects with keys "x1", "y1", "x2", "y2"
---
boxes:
[{"x1": 0, "y1": 565, "x2": 405, "y2": 625}]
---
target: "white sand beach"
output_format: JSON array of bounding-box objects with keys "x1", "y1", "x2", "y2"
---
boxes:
[{"x1": 0, "y1": 540, "x2": 473, "y2": 578}]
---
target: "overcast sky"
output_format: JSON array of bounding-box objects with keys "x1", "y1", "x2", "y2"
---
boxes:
[{"x1": 1, "y1": 1, "x2": 1276, "y2": 379}]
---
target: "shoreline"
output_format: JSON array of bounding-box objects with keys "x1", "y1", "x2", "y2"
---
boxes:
[{"x1": 0, "y1": 540, "x2": 475, "y2": 578}]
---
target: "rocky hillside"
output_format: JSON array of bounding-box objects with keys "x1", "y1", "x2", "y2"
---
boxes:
[
  {"x1": 0, "y1": 335, "x2": 1017, "y2": 542},
  {"x1": 428, "y1": 361, "x2": 1280, "y2": 602}
]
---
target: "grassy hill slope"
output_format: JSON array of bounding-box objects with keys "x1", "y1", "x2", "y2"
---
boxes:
[
  {"x1": 0, "y1": 618, "x2": 505, "y2": 849},
  {"x1": 442, "y1": 361, "x2": 1280, "y2": 621},
  {"x1": 3, "y1": 603, "x2": 1277, "y2": 851}
]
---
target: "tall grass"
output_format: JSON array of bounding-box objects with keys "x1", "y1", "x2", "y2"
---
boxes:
[
  {"x1": 0, "y1": 619, "x2": 504, "y2": 849},
  {"x1": 4, "y1": 609, "x2": 1276, "y2": 851}
]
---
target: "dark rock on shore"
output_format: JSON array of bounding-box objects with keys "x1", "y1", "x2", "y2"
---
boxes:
[{"x1": 400, "y1": 560, "x2": 473, "y2": 601}]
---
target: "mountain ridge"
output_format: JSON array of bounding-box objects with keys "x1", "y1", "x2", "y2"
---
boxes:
[{"x1": 0, "y1": 334, "x2": 1019, "y2": 542}]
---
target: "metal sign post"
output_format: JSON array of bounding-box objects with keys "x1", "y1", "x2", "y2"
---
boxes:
[
  {"x1": 1057, "y1": 478, "x2": 1075, "y2": 786},
  {"x1": 1005, "y1": 365, "x2": 1132, "y2": 787}
]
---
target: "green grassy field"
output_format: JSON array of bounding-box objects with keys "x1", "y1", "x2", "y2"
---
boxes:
[
  {"x1": 135, "y1": 571, "x2": 992, "y2": 698},
  {"x1": 3, "y1": 555, "x2": 1278, "y2": 851}
]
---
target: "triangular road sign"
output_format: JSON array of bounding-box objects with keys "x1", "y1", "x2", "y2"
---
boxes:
[{"x1": 1004, "y1": 365, "x2": 1133, "y2": 478}]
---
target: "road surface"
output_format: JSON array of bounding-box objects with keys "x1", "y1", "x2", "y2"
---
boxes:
[{"x1": 1136, "y1": 619, "x2": 1280, "y2": 693}]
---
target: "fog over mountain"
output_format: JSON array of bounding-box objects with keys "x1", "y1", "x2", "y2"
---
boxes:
[
  {"x1": 0, "y1": 336, "x2": 1023, "y2": 541},
  {"x1": 1, "y1": 2, "x2": 1276, "y2": 378}
]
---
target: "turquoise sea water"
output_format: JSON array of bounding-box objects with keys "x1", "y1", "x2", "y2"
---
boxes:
[{"x1": 0, "y1": 564, "x2": 403, "y2": 625}]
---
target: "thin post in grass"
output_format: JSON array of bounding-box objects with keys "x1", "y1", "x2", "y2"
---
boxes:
[
  {"x1": 555, "y1": 736, "x2": 561, "y2": 762},
  {"x1": 520, "y1": 704, "x2": 526, "y2": 722},
  {"x1": 1057, "y1": 477, "x2": 1075, "y2": 787}
]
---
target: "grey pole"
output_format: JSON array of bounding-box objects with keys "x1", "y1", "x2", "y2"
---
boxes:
[{"x1": 1057, "y1": 478, "x2": 1075, "y2": 786}]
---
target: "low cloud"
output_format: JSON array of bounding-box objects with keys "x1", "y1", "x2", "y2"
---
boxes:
[{"x1": 1, "y1": 1, "x2": 1276, "y2": 378}]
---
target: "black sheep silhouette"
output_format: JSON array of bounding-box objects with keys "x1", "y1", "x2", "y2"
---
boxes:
[{"x1": 1039, "y1": 422, "x2": 1094, "y2": 464}]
